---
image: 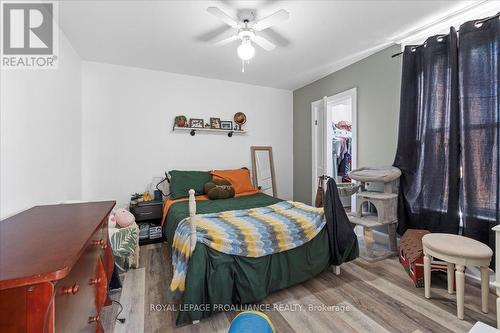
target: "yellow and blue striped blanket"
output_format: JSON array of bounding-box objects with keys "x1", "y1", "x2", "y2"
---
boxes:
[{"x1": 169, "y1": 201, "x2": 325, "y2": 296}]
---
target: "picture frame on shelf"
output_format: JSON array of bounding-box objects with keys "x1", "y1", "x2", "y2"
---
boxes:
[
  {"x1": 210, "y1": 117, "x2": 221, "y2": 129},
  {"x1": 174, "y1": 115, "x2": 187, "y2": 127},
  {"x1": 189, "y1": 118, "x2": 204, "y2": 128},
  {"x1": 220, "y1": 121, "x2": 233, "y2": 130}
]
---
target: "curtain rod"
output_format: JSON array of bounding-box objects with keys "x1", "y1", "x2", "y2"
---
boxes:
[{"x1": 391, "y1": 11, "x2": 500, "y2": 58}]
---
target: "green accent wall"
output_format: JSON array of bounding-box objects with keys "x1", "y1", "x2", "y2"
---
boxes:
[{"x1": 293, "y1": 45, "x2": 403, "y2": 203}]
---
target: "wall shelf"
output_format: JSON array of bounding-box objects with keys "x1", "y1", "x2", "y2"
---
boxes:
[{"x1": 173, "y1": 126, "x2": 246, "y2": 137}]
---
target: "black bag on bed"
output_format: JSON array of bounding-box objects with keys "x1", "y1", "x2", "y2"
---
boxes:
[{"x1": 324, "y1": 178, "x2": 359, "y2": 265}]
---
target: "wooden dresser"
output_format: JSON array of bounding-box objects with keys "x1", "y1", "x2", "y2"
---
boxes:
[{"x1": 0, "y1": 201, "x2": 116, "y2": 333}]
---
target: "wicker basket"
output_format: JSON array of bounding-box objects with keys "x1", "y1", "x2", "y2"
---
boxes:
[{"x1": 337, "y1": 183, "x2": 360, "y2": 196}]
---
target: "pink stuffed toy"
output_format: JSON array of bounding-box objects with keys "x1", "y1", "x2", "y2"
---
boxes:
[{"x1": 110, "y1": 208, "x2": 135, "y2": 228}]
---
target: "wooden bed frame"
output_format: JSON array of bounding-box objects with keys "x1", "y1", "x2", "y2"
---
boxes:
[{"x1": 186, "y1": 189, "x2": 341, "y2": 275}]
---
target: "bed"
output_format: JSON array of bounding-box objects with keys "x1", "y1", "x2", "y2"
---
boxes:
[{"x1": 162, "y1": 170, "x2": 357, "y2": 326}]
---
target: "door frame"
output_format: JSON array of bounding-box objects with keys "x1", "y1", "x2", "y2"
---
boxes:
[
  {"x1": 311, "y1": 97, "x2": 327, "y2": 204},
  {"x1": 311, "y1": 87, "x2": 358, "y2": 206}
]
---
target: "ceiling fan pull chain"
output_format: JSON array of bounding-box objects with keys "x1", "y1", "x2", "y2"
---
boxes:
[{"x1": 241, "y1": 60, "x2": 245, "y2": 73}]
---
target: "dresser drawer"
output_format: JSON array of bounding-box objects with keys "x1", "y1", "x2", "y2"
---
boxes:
[
  {"x1": 54, "y1": 235, "x2": 103, "y2": 332},
  {"x1": 131, "y1": 204, "x2": 162, "y2": 221}
]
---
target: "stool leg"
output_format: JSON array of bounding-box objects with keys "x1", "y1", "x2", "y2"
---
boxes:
[
  {"x1": 456, "y1": 265, "x2": 465, "y2": 319},
  {"x1": 424, "y1": 253, "x2": 431, "y2": 299},
  {"x1": 447, "y1": 263, "x2": 455, "y2": 294},
  {"x1": 496, "y1": 289, "x2": 500, "y2": 329},
  {"x1": 480, "y1": 266, "x2": 489, "y2": 313}
]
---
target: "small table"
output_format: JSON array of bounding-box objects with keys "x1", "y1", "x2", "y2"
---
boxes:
[
  {"x1": 130, "y1": 200, "x2": 164, "y2": 245},
  {"x1": 422, "y1": 233, "x2": 493, "y2": 319}
]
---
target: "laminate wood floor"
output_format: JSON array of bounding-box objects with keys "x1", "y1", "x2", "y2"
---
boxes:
[{"x1": 103, "y1": 243, "x2": 497, "y2": 333}]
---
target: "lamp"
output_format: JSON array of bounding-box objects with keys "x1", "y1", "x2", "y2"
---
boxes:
[{"x1": 237, "y1": 39, "x2": 255, "y2": 61}]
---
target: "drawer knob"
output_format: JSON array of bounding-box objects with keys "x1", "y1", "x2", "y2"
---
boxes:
[
  {"x1": 88, "y1": 315, "x2": 100, "y2": 323},
  {"x1": 61, "y1": 283, "x2": 79, "y2": 295},
  {"x1": 92, "y1": 239, "x2": 105, "y2": 246},
  {"x1": 89, "y1": 277, "x2": 101, "y2": 285}
]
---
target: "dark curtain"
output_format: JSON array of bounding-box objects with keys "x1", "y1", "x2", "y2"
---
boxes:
[
  {"x1": 459, "y1": 17, "x2": 500, "y2": 250},
  {"x1": 393, "y1": 28, "x2": 461, "y2": 235}
]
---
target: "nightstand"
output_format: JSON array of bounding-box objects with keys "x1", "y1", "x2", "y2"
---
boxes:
[{"x1": 129, "y1": 200, "x2": 164, "y2": 246}]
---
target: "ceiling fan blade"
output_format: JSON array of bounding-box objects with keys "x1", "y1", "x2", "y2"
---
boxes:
[
  {"x1": 207, "y1": 7, "x2": 239, "y2": 28},
  {"x1": 196, "y1": 25, "x2": 233, "y2": 42},
  {"x1": 253, "y1": 9, "x2": 289, "y2": 31},
  {"x1": 253, "y1": 35, "x2": 276, "y2": 51},
  {"x1": 214, "y1": 35, "x2": 239, "y2": 46},
  {"x1": 259, "y1": 28, "x2": 290, "y2": 47}
]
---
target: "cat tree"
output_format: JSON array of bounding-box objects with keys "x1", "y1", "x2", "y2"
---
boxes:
[{"x1": 348, "y1": 166, "x2": 401, "y2": 262}]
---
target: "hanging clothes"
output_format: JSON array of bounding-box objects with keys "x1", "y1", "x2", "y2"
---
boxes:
[
  {"x1": 332, "y1": 124, "x2": 352, "y2": 181},
  {"x1": 323, "y1": 177, "x2": 359, "y2": 264}
]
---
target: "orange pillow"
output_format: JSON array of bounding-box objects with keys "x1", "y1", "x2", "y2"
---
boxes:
[{"x1": 210, "y1": 168, "x2": 257, "y2": 194}]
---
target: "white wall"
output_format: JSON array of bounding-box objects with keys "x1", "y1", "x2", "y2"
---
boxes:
[
  {"x1": 81, "y1": 62, "x2": 293, "y2": 208},
  {"x1": 0, "y1": 33, "x2": 82, "y2": 218}
]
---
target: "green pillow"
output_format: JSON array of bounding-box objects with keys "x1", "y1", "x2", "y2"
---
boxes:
[
  {"x1": 204, "y1": 179, "x2": 235, "y2": 200},
  {"x1": 169, "y1": 170, "x2": 212, "y2": 199}
]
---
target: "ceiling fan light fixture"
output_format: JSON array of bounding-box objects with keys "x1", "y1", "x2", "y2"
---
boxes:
[
  {"x1": 237, "y1": 39, "x2": 255, "y2": 61},
  {"x1": 207, "y1": 7, "x2": 289, "y2": 68}
]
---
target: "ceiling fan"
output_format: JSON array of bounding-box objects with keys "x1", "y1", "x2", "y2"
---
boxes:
[{"x1": 206, "y1": 7, "x2": 290, "y2": 71}]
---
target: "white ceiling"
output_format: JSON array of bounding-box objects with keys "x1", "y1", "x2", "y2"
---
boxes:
[{"x1": 58, "y1": 1, "x2": 479, "y2": 90}]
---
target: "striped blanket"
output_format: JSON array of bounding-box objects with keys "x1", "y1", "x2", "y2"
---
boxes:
[{"x1": 169, "y1": 201, "x2": 325, "y2": 296}]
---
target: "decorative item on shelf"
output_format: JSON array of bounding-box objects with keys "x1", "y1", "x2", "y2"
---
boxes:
[
  {"x1": 221, "y1": 121, "x2": 233, "y2": 130},
  {"x1": 142, "y1": 192, "x2": 152, "y2": 201},
  {"x1": 150, "y1": 176, "x2": 164, "y2": 201},
  {"x1": 173, "y1": 118, "x2": 246, "y2": 137},
  {"x1": 130, "y1": 192, "x2": 143, "y2": 205},
  {"x1": 174, "y1": 115, "x2": 187, "y2": 127},
  {"x1": 234, "y1": 112, "x2": 247, "y2": 130},
  {"x1": 189, "y1": 118, "x2": 204, "y2": 128},
  {"x1": 130, "y1": 192, "x2": 152, "y2": 205},
  {"x1": 154, "y1": 190, "x2": 162, "y2": 201},
  {"x1": 210, "y1": 117, "x2": 221, "y2": 129}
]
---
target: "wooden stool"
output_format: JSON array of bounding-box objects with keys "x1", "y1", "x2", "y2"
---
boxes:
[{"x1": 422, "y1": 233, "x2": 493, "y2": 319}]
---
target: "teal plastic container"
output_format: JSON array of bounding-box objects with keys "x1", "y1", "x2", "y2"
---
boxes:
[{"x1": 228, "y1": 311, "x2": 275, "y2": 333}]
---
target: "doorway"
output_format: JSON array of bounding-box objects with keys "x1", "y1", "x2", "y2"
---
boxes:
[{"x1": 311, "y1": 88, "x2": 357, "y2": 208}]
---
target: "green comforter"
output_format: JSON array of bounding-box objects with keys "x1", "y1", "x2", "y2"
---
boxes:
[{"x1": 163, "y1": 193, "x2": 331, "y2": 325}]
